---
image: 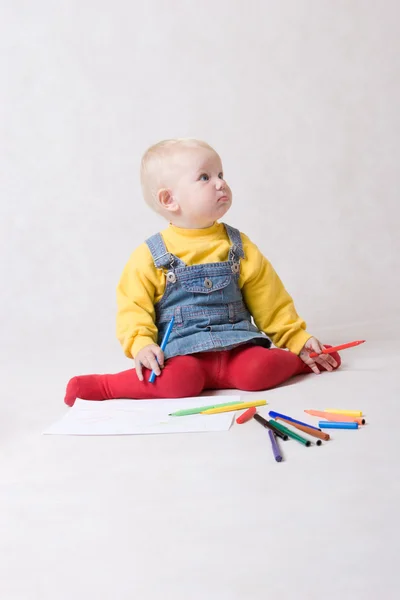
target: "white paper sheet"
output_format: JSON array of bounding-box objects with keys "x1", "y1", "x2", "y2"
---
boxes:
[{"x1": 43, "y1": 396, "x2": 240, "y2": 436}]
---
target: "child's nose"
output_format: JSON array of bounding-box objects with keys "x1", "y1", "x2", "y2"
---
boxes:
[{"x1": 216, "y1": 178, "x2": 225, "y2": 189}]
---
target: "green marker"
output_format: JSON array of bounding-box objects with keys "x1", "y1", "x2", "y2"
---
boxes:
[
  {"x1": 169, "y1": 401, "x2": 244, "y2": 417},
  {"x1": 272, "y1": 421, "x2": 311, "y2": 447}
]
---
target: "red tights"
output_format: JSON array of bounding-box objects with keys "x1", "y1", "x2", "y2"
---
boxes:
[{"x1": 64, "y1": 345, "x2": 341, "y2": 406}]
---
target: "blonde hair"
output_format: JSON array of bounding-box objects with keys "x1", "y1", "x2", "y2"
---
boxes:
[{"x1": 140, "y1": 138, "x2": 217, "y2": 213}]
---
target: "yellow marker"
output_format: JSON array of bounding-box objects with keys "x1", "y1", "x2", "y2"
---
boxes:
[
  {"x1": 202, "y1": 400, "x2": 266, "y2": 415},
  {"x1": 324, "y1": 409, "x2": 363, "y2": 417}
]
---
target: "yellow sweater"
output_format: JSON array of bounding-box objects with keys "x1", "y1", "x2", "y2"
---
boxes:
[{"x1": 116, "y1": 222, "x2": 312, "y2": 358}]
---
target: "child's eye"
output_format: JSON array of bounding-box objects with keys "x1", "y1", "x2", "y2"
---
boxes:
[
  {"x1": 218, "y1": 173, "x2": 224, "y2": 179},
  {"x1": 199, "y1": 174, "x2": 209, "y2": 181}
]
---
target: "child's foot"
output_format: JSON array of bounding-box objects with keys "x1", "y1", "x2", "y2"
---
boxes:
[
  {"x1": 64, "y1": 377, "x2": 81, "y2": 407},
  {"x1": 64, "y1": 369, "x2": 144, "y2": 406},
  {"x1": 64, "y1": 374, "x2": 109, "y2": 407}
]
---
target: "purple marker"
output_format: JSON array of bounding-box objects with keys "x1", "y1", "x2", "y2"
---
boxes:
[{"x1": 268, "y1": 429, "x2": 283, "y2": 462}]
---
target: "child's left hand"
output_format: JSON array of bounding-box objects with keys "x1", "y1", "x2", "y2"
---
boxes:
[{"x1": 299, "y1": 337, "x2": 338, "y2": 374}]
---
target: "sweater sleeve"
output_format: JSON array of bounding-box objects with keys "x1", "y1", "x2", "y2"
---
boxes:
[
  {"x1": 116, "y1": 244, "x2": 161, "y2": 359},
  {"x1": 240, "y1": 235, "x2": 312, "y2": 354}
]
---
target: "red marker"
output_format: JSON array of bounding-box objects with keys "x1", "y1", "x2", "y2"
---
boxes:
[
  {"x1": 236, "y1": 407, "x2": 257, "y2": 424},
  {"x1": 308, "y1": 340, "x2": 365, "y2": 358}
]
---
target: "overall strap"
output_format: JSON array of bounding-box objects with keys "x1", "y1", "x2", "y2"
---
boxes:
[
  {"x1": 223, "y1": 223, "x2": 245, "y2": 260},
  {"x1": 145, "y1": 233, "x2": 185, "y2": 269}
]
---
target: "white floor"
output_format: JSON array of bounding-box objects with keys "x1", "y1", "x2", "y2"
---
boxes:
[{"x1": 1, "y1": 334, "x2": 400, "y2": 600}]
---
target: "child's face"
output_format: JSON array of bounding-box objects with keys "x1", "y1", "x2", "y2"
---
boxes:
[{"x1": 167, "y1": 148, "x2": 232, "y2": 228}]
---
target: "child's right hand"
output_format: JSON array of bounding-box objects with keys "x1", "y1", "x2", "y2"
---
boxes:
[{"x1": 134, "y1": 344, "x2": 165, "y2": 381}]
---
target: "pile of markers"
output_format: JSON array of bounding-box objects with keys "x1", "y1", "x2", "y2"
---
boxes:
[
  {"x1": 236, "y1": 407, "x2": 365, "y2": 463},
  {"x1": 168, "y1": 396, "x2": 365, "y2": 464}
]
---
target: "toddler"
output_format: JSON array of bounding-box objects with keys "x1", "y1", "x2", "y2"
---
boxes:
[{"x1": 65, "y1": 139, "x2": 340, "y2": 406}]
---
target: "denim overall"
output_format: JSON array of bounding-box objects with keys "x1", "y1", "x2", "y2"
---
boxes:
[{"x1": 145, "y1": 223, "x2": 271, "y2": 360}]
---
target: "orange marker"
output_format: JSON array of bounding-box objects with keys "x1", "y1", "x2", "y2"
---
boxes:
[
  {"x1": 305, "y1": 410, "x2": 365, "y2": 425},
  {"x1": 276, "y1": 417, "x2": 330, "y2": 441},
  {"x1": 308, "y1": 340, "x2": 365, "y2": 358}
]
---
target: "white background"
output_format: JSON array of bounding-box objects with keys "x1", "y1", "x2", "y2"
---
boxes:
[
  {"x1": 1, "y1": 0, "x2": 399, "y2": 370},
  {"x1": 1, "y1": 2, "x2": 399, "y2": 599}
]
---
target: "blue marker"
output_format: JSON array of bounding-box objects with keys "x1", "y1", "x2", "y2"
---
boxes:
[
  {"x1": 269, "y1": 410, "x2": 321, "y2": 431},
  {"x1": 149, "y1": 316, "x2": 175, "y2": 383},
  {"x1": 318, "y1": 421, "x2": 358, "y2": 429}
]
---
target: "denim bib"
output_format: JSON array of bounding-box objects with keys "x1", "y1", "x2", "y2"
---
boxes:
[{"x1": 145, "y1": 223, "x2": 271, "y2": 359}]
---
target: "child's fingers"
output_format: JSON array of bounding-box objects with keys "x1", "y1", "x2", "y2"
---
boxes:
[
  {"x1": 300, "y1": 350, "x2": 321, "y2": 374},
  {"x1": 147, "y1": 354, "x2": 161, "y2": 376},
  {"x1": 324, "y1": 354, "x2": 338, "y2": 368},
  {"x1": 308, "y1": 360, "x2": 321, "y2": 375},
  {"x1": 154, "y1": 347, "x2": 165, "y2": 366},
  {"x1": 315, "y1": 350, "x2": 338, "y2": 369},
  {"x1": 315, "y1": 355, "x2": 334, "y2": 371},
  {"x1": 135, "y1": 361, "x2": 144, "y2": 382}
]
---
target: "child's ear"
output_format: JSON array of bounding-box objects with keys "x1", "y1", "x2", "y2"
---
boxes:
[{"x1": 157, "y1": 189, "x2": 179, "y2": 213}]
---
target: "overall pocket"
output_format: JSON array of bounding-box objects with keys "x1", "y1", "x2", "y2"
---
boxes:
[{"x1": 179, "y1": 274, "x2": 232, "y2": 294}]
